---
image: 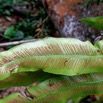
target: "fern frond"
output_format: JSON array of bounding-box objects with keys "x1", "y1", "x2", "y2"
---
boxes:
[
  {"x1": 1, "y1": 73, "x2": 103, "y2": 103},
  {"x1": 0, "y1": 38, "x2": 100, "y2": 78},
  {"x1": 1, "y1": 55, "x2": 103, "y2": 79},
  {"x1": 0, "y1": 38, "x2": 97, "y2": 66},
  {"x1": 0, "y1": 71, "x2": 54, "y2": 89},
  {"x1": 95, "y1": 40, "x2": 103, "y2": 53}
]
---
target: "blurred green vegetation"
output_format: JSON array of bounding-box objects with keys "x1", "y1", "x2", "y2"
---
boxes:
[{"x1": 0, "y1": 0, "x2": 57, "y2": 42}]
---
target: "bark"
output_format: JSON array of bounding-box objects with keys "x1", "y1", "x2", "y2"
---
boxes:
[{"x1": 42, "y1": 0, "x2": 103, "y2": 42}]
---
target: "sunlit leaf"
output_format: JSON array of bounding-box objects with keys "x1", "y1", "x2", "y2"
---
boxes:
[{"x1": 0, "y1": 38, "x2": 100, "y2": 78}]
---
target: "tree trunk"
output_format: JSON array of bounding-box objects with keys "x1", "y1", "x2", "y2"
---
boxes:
[{"x1": 42, "y1": 0, "x2": 103, "y2": 42}]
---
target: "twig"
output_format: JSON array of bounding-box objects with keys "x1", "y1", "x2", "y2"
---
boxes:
[{"x1": 0, "y1": 39, "x2": 38, "y2": 47}]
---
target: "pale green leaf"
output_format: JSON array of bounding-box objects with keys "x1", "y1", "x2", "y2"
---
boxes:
[{"x1": 0, "y1": 38, "x2": 99, "y2": 78}]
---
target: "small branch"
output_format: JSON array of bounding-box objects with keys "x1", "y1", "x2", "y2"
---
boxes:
[{"x1": 0, "y1": 39, "x2": 38, "y2": 47}]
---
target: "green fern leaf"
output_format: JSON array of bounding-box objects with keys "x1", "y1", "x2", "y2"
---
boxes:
[
  {"x1": 1, "y1": 73, "x2": 103, "y2": 103},
  {"x1": 0, "y1": 71, "x2": 54, "y2": 89},
  {"x1": 81, "y1": 16, "x2": 103, "y2": 30},
  {"x1": 0, "y1": 38, "x2": 102, "y2": 79}
]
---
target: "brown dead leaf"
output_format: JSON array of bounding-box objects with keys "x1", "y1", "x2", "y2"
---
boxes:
[{"x1": 0, "y1": 15, "x2": 22, "y2": 29}]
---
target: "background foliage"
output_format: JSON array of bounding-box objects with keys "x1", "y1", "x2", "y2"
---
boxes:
[{"x1": 0, "y1": 0, "x2": 57, "y2": 43}]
